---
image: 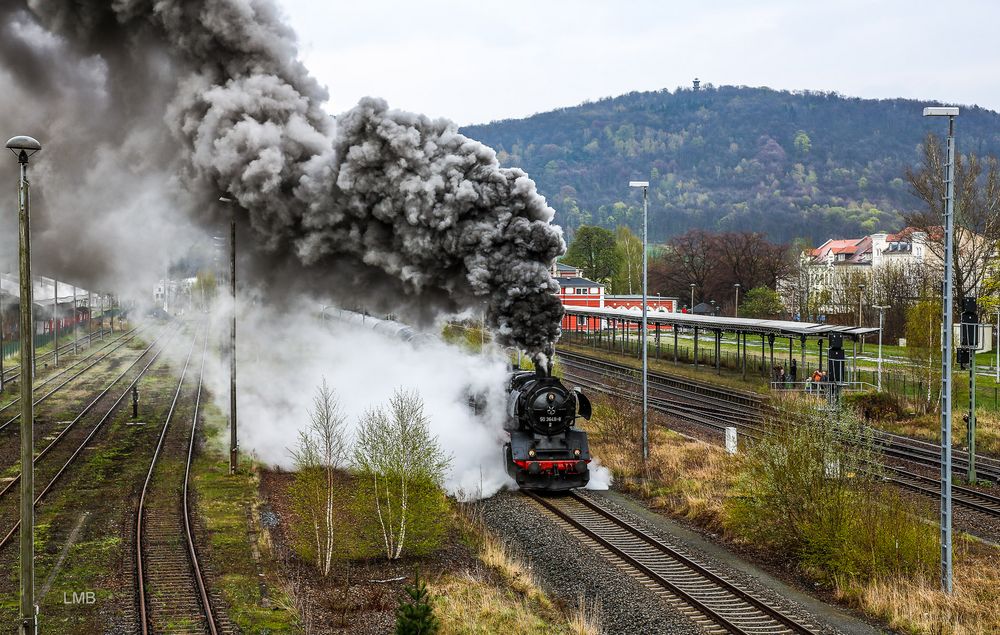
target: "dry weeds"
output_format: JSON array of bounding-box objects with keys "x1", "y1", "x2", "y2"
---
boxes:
[
  {"x1": 432, "y1": 508, "x2": 600, "y2": 635},
  {"x1": 584, "y1": 391, "x2": 1000, "y2": 634},
  {"x1": 844, "y1": 542, "x2": 1000, "y2": 635}
]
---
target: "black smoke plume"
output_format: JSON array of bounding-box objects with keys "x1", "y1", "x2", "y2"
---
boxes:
[{"x1": 4, "y1": 1, "x2": 564, "y2": 354}]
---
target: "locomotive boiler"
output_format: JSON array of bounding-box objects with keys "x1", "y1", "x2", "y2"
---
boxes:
[{"x1": 503, "y1": 364, "x2": 592, "y2": 490}]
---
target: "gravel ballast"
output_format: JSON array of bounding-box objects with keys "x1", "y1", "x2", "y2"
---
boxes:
[
  {"x1": 480, "y1": 489, "x2": 703, "y2": 635},
  {"x1": 480, "y1": 488, "x2": 883, "y2": 635}
]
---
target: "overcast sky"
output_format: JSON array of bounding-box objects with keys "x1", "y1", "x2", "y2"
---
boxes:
[{"x1": 280, "y1": 0, "x2": 1000, "y2": 126}]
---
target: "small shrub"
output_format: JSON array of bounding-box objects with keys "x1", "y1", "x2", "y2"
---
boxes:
[
  {"x1": 396, "y1": 572, "x2": 440, "y2": 635},
  {"x1": 725, "y1": 401, "x2": 936, "y2": 585},
  {"x1": 842, "y1": 391, "x2": 905, "y2": 423}
]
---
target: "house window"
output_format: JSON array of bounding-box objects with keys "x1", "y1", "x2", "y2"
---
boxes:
[
  {"x1": 590, "y1": 287, "x2": 598, "y2": 294},
  {"x1": 564, "y1": 288, "x2": 573, "y2": 294},
  {"x1": 575, "y1": 288, "x2": 588, "y2": 295},
  {"x1": 577, "y1": 315, "x2": 587, "y2": 327}
]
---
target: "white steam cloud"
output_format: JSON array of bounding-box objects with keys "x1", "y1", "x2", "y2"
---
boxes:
[{"x1": 202, "y1": 299, "x2": 515, "y2": 498}]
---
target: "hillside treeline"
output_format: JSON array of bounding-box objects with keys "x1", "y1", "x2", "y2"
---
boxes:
[{"x1": 463, "y1": 85, "x2": 1000, "y2": 244}]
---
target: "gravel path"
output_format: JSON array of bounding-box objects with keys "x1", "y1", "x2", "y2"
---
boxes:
[{"x1": 480, "y1": 489, "x2": 703, "y2": 634}]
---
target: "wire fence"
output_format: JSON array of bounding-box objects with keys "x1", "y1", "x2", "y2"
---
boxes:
[{"x1": 561, "y1": 329, "x2": 1000, "y2": 411}]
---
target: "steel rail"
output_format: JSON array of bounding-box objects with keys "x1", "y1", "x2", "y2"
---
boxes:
[
  {"x1": 0, "y1": 326, "x2": 145, "y2": 431},
  {"x1": 560, "y1": 355, "x2": 1000, "y2": 519},
  {"x1": 558, "y1": 350, "x2": 763, "y2": 407},
  {"x1": 0, "y1": 323, "x2": 181, "y2": 550},
  {"x1": 1, "y1": 327, "x2": 110, "y2": 385},
  {"x1": 184, "y1": 332, "x2": 219, "y2": 634},
  {"x1": 136, "y1": 328, "x2": 203, "y2": 635},
  {"x1": 526, "y1": 490, "x2": 818, "y2": 635}
]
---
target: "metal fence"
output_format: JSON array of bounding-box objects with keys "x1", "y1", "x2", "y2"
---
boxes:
[{"x1": 561, "y1": 329, "x2": 1000, "y2": 411}]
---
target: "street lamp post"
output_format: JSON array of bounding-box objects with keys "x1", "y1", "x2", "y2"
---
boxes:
[
  {"x1": 7, "y1": 134, "x2": 41, "y2": 635},
  {"x1": 630, "y1": 180, "x2": 650, "y2": 461},
  {"x1": 874, "y1": 305, "x2": 890, "y2": 391},
  {"x1": 689, "y1": 283, "x2": 696, "y2": 310},
  {"x1": 220, "y1": 196, "x2": 238, "y2": 475},
  {"x1": 733, "y1": 283, "x2": 741, "y2": 318},
  {"x1": 924, "y1": 105, "x2": 959, "y2": 594}
]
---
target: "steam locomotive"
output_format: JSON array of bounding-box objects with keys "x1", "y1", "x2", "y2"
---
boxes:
[{"x1": 503, "y1": 364, "x2": 592, "y2": 490}]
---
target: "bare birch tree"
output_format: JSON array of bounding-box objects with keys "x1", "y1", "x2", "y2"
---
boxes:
[
  {"x1": 354, "y1": 389, "x2": 450, "y2": 560},
  {"x1": 906, "y1": 134, "x2": 1000, "y2": 303},
  {"x1": 290, "y1": 378, "x2": 349, "y2": 576}
]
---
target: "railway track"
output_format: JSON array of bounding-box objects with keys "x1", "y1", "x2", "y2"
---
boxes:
[
  {"x1": 0, "y1": 323, "x2": 181, "y2": 551},
  {"x1": 0, "y1": 327, "x2": 111, "y2": 386},
  {"x1": 0, "y1": 326, "x2": 145, "y2": 433},
  {"x1": 136, "y1": 327, "x2": 227, "y2": 634},
  {"x1": 526, "y1": 490, "x2": 818, "y2": 635},
  {"x1": 558, "y1": 349, "x2": 1000, "y2": 519}
]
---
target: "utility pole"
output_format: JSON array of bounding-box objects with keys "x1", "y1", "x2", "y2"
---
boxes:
[
  {"x1": 923, "y1": 106, "x2": 958, "y2": 594},
  {"x1": 88, "y1": 291, "x2": 93, "y2": 346},
  {"x1": 857, "y1": 283, "x2": 866, "y2": 354},
  {"x1": 629, "y1": 180, "x2": 649, "y2": 461},
  {"x1": 874, "y1": 305, "x2": 890, "y2": 392},
  {"x1": 72, "y1": 285, "x2": 78, "y2": 356},
  {"x1": 7, "y1": 134, "x2": 41, "y2": 635},
  {"x1": 1, "y1": 284, "x2": 5, "y2": 393},
  {"x1": 53, "y1": 279, "x2": 58, "y2": 367},
  {"x1": 221, "y1": 197, "x2": 239, "y2": 475}
]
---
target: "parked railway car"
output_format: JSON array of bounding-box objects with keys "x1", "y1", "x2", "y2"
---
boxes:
[
  {"x1": 504, "y1": 365, "x2": 592, "y2": 490},
  {"x1": 323, "y1": 307, "x2": 435, "y2": 345}
]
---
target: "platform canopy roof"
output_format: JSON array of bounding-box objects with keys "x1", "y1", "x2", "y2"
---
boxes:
[{"x1": 563, "y1": 305, "x2": 880, "y2": 340}]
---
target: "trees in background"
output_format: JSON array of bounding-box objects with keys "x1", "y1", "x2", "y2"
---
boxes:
[
  {"x1": 649, "y1": 229, "x2": 791, "y2": 312},
  {"x1": 905, "y1": 133, "x2": 1000, "y2": 304},
  {"x1": 463, "y1": 87, "x2": 1000, "y2": 245},
  {"x1": 191, "y1": 271, "x2": 217, "y2": 309},
  {"x1": 610, "y1": 226, "x2": 643, "y2": 295},
  {"x1": 739, "y1": 287, "x2": 785, "y2": 319},
  {"x1": 981, "y1": 261, "x2": 1000, "y2": 316},
  {"x1": 904, "y1": 299, "x2": 942, "y2": 413},
  {"x1": 562, "y1": 225, "x2": 617, "y2": 283}
]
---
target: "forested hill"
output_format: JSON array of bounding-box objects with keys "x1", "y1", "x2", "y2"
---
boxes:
[{"x1": 461, "y1": 86, "x2": 1000, "y2": 244}]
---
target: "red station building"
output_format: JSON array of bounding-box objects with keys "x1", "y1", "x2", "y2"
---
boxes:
[{"x1": 552, "y1": 262, "x2": 677, "y2": 331}]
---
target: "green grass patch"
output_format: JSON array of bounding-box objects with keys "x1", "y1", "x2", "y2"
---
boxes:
[{"x1": 193, "y1": 403, "x2": 301, "y2": 633}]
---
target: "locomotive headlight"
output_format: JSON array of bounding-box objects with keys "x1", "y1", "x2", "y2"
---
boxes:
[
  {"x1": 528, "y1": 449, "x2": 536, "y2": 458},
  {"x1": 547, "y1": 392, "x2": 555, "y2": 402},
  {"x1": 574, "y1": 449, "x2": 581, "y2": 457}
]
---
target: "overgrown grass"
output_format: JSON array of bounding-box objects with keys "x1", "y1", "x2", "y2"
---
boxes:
[
  {"x1": 434, "y1": 507, "x2": 599, "y2": 635},
  {"x1": 194, "y1": 404, "x2": 301, "y2": 633},
  {"x1": 583, "y1": 387, "x2": 733, "y2": 524},
  {"x1": 879, "y1": 410, "x2": 1000, "y2": 459},
  {"x1": 584, "y1": 389, "x2": 1000, "y2": 633},
  {"x1": 850, "y1": 546, "x2": 1000, "y2": 635}
]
